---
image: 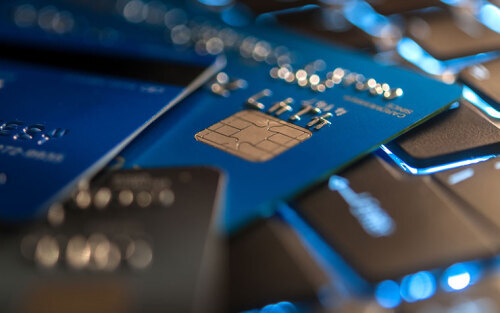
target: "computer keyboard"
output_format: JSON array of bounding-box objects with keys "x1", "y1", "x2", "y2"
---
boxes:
[
  {"x1": 2, "y1": 0, "x2": 500, "y2": 312},
  {"x1": 293, "y1": 155, "x2": 497, "y2": 283},
  {"x1": 241, "y1": 1, "x2": 500, "y2": 311}
]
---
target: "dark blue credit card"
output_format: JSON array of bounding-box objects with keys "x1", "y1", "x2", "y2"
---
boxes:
[
  {"x1": 117, "y1": 13, "x2": 460, "y2": 232},
  {"x1": 0, "y1": 1, "x2": 225, "y2": 222},
  {"x1": 0, "y1": 52, "x2": 223, "y2": 222}
]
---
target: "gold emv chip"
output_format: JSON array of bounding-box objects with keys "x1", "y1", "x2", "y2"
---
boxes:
[{"x1": 195, "y1": 110, "x2": 312, "y2": 162}]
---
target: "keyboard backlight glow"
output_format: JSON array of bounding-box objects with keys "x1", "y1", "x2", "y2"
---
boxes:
[
  {"x1": 479, "y1": 3, "x2": 500, "y2": 33},
  {"x1": 400, "y1": 271, "x2": 437, "y2": 302},
  {"x1": 462, "y1": 85, "x2": 500, "y2": 119},
  {"x1": 447, "y1": 273, "x2": 471, "y2": 291},
  {"x1": 379, "y1": 145, "x2": 495, "y2": 175},
  {"x1": 375, "y1": 280, "x2": 402, "y2": 308},
  {"x1": 397, "y1": 38, "x2": 498, "y2": 75}
]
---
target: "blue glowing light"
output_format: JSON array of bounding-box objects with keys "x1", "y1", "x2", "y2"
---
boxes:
[
  {"x1": 277, "y1": 202, "x2": 371, "y2": 295},
  {"x1": 342, "y1": 0, "x2": 392, "y2": 37},
  {"x1": 259, "y1": 4, "x2": 319, "y2": 17},
  {"x1": 397, "y1": 38, "x2": 423, "y2": 62},
  {"x1": 447, "y1": 272, "x2": 470, "y2": 291},
  {"x1": 260, "y1": 302, "x2": 298, "y2": 313},
  {"x1": 442, "y1": 263, "x2": 482, "y2": 292},
  {"x1": 397, "y1": 38, "x2": 444, "y2": 75},
  {"x1": 197, "y1": 0, "x2": 232, "y2": 7},
  {"x1": 447, "y1": 168, "x2": 474, "y2": 185},
  {"x1": 256, "y1": 4, "x2": 319, "y2": 25},
  {"x1": 462, "y1": 85, "x2": 500, "y2": 119},
  {"x1": 440, "y1": 0, "x2": 463, "y2": 5},
  {"x1": 221, "y1": 5, "x2": 252, "y2": 27},
  {"x1": 479, "y1": 3, "x2": 500, "y2": 33},
  {"x1": 400, "y1": 271, "x2": 436, "y2": 302},
  {"x1": 375, "y1": 280, "x2": 401, "y2": 308},
  {"x1": 379, "y1": 145, "x2": 496, "y2": 175},
  {"x1": 492, "y1": 255, "x2": 500, "y2": 270},
  {"x1": 397, "y1": 38, "x2": 499, "y2": 75}
]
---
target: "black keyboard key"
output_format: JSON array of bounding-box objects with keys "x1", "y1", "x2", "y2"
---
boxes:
[
  {"x1": 228, "y1": 219, "x2": 328, "y2": 312},
  {"x1": 293, "y1": 156, "x2": 496, "y2": 283},
  {"x1": 406, "y1": 10, "x2": 500, "y2": 60},
  {"x1": 367, "y1": 0, "x2": 441, "y2": 15},
  {"x1": 461, "y1": 58, "x2": 500, "y2": 107},
  {"x1": 237, "y1": 0, "x2": 317, "y2": 15},
  {"x1": 386, "y1": 101, "x2": 500, "y2": 169},
  {"x1": 275, "y1": 7, "x2": 376, "y2": 52},
  {"x1": 434, "y1": 157, "x2": 500, "y2": 231}
]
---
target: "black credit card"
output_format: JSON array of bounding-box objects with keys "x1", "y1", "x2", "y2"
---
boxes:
[{"x1": 0, "y1": 167, "x2": 226, "y2": 313}]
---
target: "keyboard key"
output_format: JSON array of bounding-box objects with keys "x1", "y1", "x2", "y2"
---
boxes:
[
  {"x1": 434, "y1": 157, "x2": 500, "y2": 230},
  {"x1": 228, "y1": 219, "x2": 328, "y2": 311},
  {"x1": 406, "y1": 9, "x2": 500, "y2": 60},
  {"x1": 461, "y1": 58, "x2": 500, "y2": 107},
  {"x1": 366, "y1": 0, "x2": 441, "y2": 15},
  {"x1": 237, "y1": 0, "x2": 317, "y2": 15},
  {"x1": 276, "y1": 7, "x2": 376, "y2": 51},
  {"x1": 293, "y1": 156, "x2": 496, "y2": 283},
  {"x1": 386, "y1": 101, "x2": 500, "y2": 169}
]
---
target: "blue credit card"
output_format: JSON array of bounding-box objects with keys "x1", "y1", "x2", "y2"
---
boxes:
[
  {"x1": 0, "y1": 0, "x2": 217, "y2": 72},
  {"x1": 0, "y1": 3, "x2": 225, "y2": 221},
  {"x1": 117, "y1": 12, "x2": 462, "y2": 232}
]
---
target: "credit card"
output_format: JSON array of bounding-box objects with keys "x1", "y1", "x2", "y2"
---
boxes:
[
  {"x1": 117, "y1": 7, "x2": 461, "y2": 232},
  {"x1": 0, "y1": 1, "x2": 218, "y2": 75},
  {"x1": 0, "y1": 3, "x2": 225, "y2": 221},
  {"x1": 0, "y1": 167, "x2": 225, "y2": 313}
]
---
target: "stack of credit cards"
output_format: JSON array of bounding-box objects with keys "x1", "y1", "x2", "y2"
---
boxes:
[
  {"x1": 0, "y1": 0, "x2": 224, "y2": 221},
  {"x1": 114, "y1": 3, "x2": 459, "y2": 232},
  {"x1": 3, "y1": 0, "x2": 492, "y2": 312}
]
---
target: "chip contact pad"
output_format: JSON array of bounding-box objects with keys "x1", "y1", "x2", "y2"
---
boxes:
[{"x1": 195, "y1": 110, "x2": 312, "y2": 162}]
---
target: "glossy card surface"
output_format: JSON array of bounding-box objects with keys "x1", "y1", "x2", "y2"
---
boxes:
[
  {"x1": 120, "y1": 18, "x2": 462, "y2": 232},
  {"x1": 0, "y1": 59, "x2": 217, "y2": 221},
  {"x1": 0, "y1": 1, "x2": 224, "y2": 222}
]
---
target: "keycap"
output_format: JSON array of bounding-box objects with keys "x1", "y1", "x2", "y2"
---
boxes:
[
  {"x1": 434, "y1": 157, "x2": 500, "y2": 231},
  {"x1": 461, "y1": 58, "x2": 500, "y2": 107},
  {"x1": 228, "y1": 218, "x2": 329, "y2": 312},
  {"x1": 367, "y1": 0, "x2": 441, "y2": 15},
  {"x1": 275, "y1": 7, "x2": 376, "y2": 51},
  {"x1": 293, "y1": 155, "x2": 496, "y2": 283},
  {"x1": 237, "y1": 0, "x2": 317, "y2": 15},
  {"x1": 406, "y1": 9, "x2": 500, "y2": 60},
  {"x1": 0, "y1": 167, "x2": 225, "y2": 313},
  {"x1": 386, "y1": 100, "x2": 500, "y2": 169}
]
